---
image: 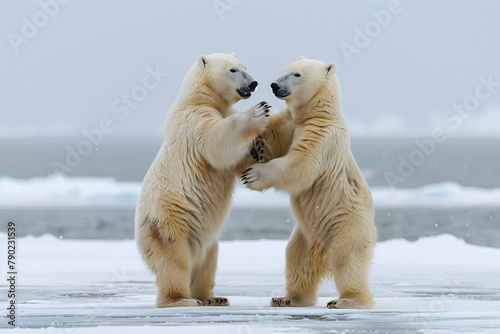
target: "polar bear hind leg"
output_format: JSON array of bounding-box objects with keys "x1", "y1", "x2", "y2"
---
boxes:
[
  {"x1": 190, "y1": 242, "x2": 230, "y2": 306},
  {"x1": 271, "y1": 228, "x2": 326, "y2": 307},
  {"x1": 137, "y1": 217, "x2": 200, "y2": 308},
  {"x1": 327, "y1": 234, "x2": 374, "y2": 309}
]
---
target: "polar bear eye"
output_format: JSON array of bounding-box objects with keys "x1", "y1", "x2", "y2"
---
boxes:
[
  {"x1": 294, "y1": 73, "x2": 301, "y2": 77},
  {"x1": 230, "y1": 68, "x2": 237, "y2": 73}
]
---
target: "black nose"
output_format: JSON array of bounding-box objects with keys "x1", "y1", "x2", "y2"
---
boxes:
[
  {"x1": 249, "y1": 81, "x2": 258, "y2": 91},
  {"x1": 271, "y1": 83, "x2": 280, "y2": 93}
]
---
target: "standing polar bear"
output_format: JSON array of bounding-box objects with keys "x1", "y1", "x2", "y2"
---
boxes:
[
  {"x1": 136, "y1": 53, "x2": 270, "y2": 308},
  {"x1": 242, "y1": 57, "x2": 376, "y2": 309}
]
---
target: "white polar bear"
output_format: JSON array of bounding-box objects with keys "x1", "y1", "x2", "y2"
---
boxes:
[
  {"x1": 242, "y1": 57, "x2": 376, "y2": 309},
  {"x1": 136, "y1": 53, "x2": 270, "y2": 308}
]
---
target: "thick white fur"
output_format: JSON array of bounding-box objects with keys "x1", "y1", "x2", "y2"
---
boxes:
[
  {"x1": 136, "y1": 53, "x2": 269, "y2": 308},
  {"x1": 243, "y1": 58, "x2": 377, "y2": 309}
]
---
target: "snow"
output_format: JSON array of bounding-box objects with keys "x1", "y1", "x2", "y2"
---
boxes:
[
  {"x1": 371, "y1": 182, "x2": 500, "y2": 208},
  {"x1": 1, "y1": 233, "x2": 500, "y2": 333},
  {"x1": 0, "y1": 176, "x2": 139, "y2": 207},
  {"x1": 348, "y1": 109, "x2": 500, "y2": 138},
  {"x1": 2, "y1": 176, "x2": 500, "y2": 208}
]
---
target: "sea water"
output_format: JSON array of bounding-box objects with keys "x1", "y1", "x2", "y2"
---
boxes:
[{"x1": 0, "y1": 136, "x2": 499, "y2": 247}]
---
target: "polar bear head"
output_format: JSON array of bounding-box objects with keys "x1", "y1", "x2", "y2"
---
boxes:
[
  {"x1": 271, "y1": 56, "x2": 336, "y2": 107},
  {"x1": 196, "y1": 52, "x2": 258, "y2": 104}
]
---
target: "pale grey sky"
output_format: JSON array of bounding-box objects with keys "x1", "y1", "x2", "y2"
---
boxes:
[{"x1": 1, "y1": 0, "x2": 500, "y2": 137}]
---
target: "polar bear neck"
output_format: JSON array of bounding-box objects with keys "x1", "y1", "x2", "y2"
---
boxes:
[
  {"x1": 289, "y1": 79, "x2": 344, "y2": 126},
  {"x1": 177, "y1": 69, "x2": 233, "y2": 115}
]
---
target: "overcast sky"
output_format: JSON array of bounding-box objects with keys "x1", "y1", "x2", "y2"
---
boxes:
[{"x1": 1, "y1": 0, "x2": 500, "y2": 138}]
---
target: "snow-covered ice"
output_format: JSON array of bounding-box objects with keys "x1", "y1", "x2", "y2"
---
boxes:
[{"x1": 1, "y1": 233, "x2": 499, "y2": 333}]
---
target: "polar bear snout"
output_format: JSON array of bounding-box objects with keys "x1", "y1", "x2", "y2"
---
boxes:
[
  {"x1": 232, "y1": 68, "x2": 258, "y2": 99},
  {"x1": 270, "y1": 82, "x2": 290, "y2": 99},
  {"x1": 237, "y1": 79, "x2": 258, "y2": 99},
  {"x1": 271, "y1": 82, "x2": 280, "y2": 94},
  {"x1": 248, "y1": 80, "x2": 258, "y2": 91}
]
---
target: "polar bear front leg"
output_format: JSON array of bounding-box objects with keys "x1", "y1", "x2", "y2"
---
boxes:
[
  {"x1": 242, "y1": 148, "x2": 321, "y2": 193},
  {"x1": 199, "y1": 102, "x2": 270, "y2": 170}
]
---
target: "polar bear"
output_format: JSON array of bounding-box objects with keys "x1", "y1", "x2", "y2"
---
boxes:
[
  {"x1": 241, "y1": 57, "x2": 376, "y2": 309},
  {"x1": 136, "y1": 52, "x2": 270, "y2": 308}
]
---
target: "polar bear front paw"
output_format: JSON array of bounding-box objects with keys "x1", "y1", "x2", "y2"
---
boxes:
[
  {"x1": 245, "y1": 101, "x2": 270, "y2": 133},
  {"x1": 249, "y1": 101, "x2": 271, "y2": 119},
  {"x1": 241, "y1": 163, "x2": 270, "y2": 191},
  {"x1": 250, "y1": 135, "x2": 271, "y2": 163}
]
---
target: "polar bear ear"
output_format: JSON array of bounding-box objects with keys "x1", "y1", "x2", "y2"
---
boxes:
[
  {"x1": 299, "y1": 56, "x2": 306, "y2": 60},
  {"x1": 326, "y1": 62, "x2": 337, "y2": 76},
  {"x1": 230, "y1": 52, "x2": 237, "y2": 58},
  {"x1": 197, "y1": 55, "x2": 207, "y2": 69}
]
